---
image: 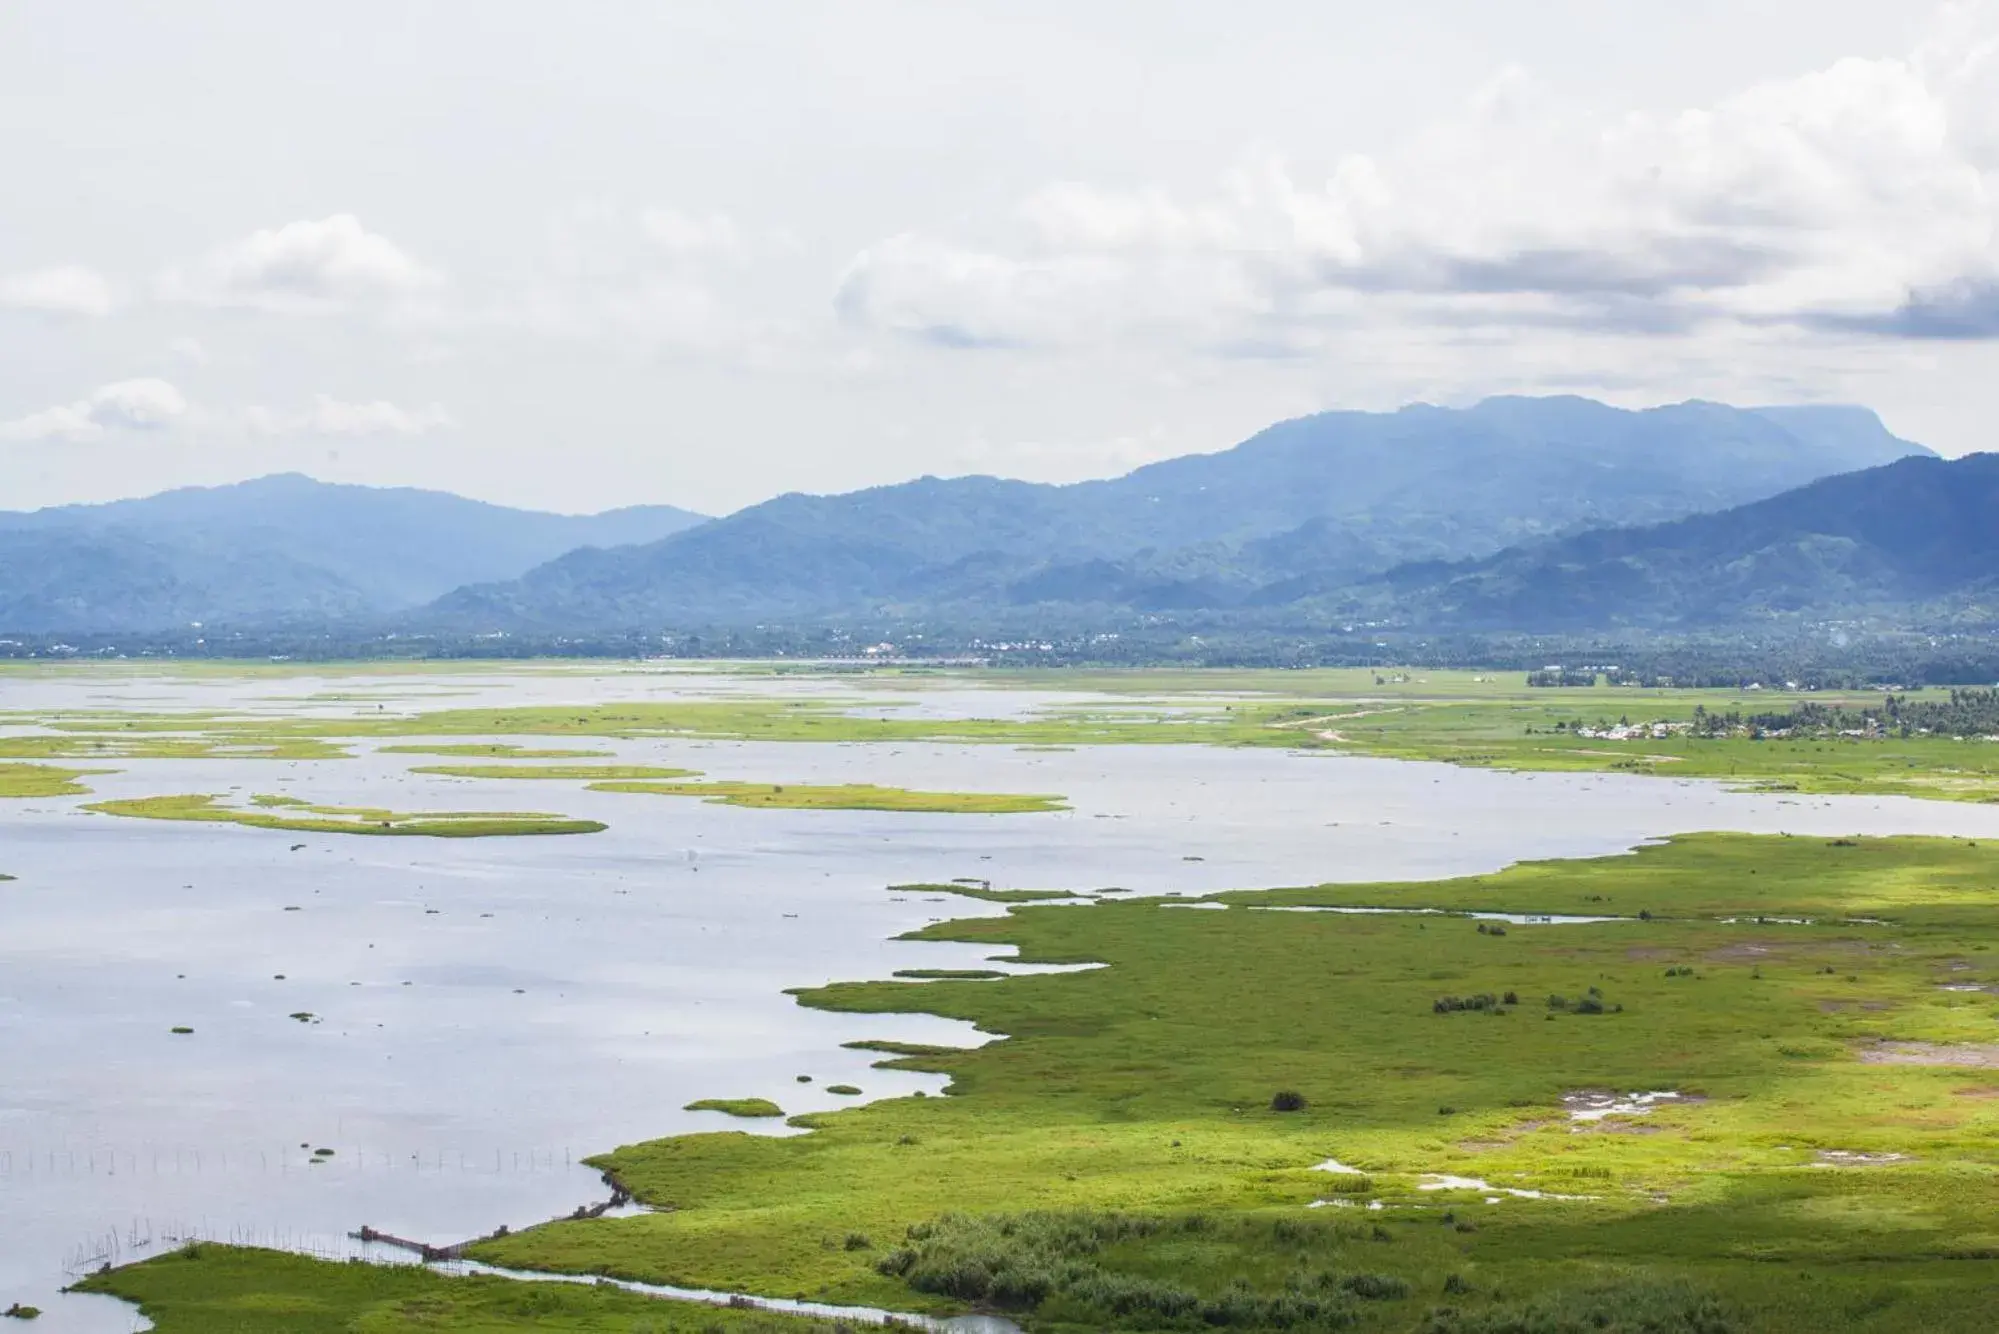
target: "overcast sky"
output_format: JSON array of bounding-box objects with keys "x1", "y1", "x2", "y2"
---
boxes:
[{"x1": 2, "y1": 1, "x2": 1994, "y2": 515}]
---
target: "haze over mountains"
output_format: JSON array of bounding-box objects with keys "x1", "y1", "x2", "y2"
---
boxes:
[
  {"x1": 0, "y1": 475, "x2": 706, "y2": 633},
  {"x1": 1368, "y1": 452, "x2": 1999, "y2": 632},
  {"x1": 435, "y1": 397, "x2": 1931, "y2": 629},
  {"x1": 1, "y1": 394, "x2": 1976, "y2": 639}
]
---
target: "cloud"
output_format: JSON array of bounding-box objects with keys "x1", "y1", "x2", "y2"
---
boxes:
[
  {"x1": 836, "y1": 10, "x2": 1999, "y2": 352},
  {"x1": 0, "y1": 265, "x2": 114, "y2": 317},
  {"x1": 640, "y1": 207, "x2": 746, "y2": 260},
  {"x1": 240, "y1": 394, "x2": 456, "y2": 437},
  {"x1": 0, "y1": 378, "x2": 188, "y2": 442},
  {"x1": 158, "y1": 214, "x2": 440, "y2": 312}
]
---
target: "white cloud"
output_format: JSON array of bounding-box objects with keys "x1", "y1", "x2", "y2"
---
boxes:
[
  {"x1": 836, "y1": 9, "x2": 1999, "y2": 352},
  {"x1": 240, "y1": 394, "x2": 456, "y2": 437},
  {"x1": 0, "y1": 265, "x2": 114, "y2": 317},
  {"x1": 158, "y1": 214, "x2": 440, "y2": 312},
  {"x1": 0, "y1": 378, "x2": 188, "y2": 442},
  {"x1": 640, "y1": 207, "x2": 746, "y2": 260},
  {"x1": 166, "y1": 336, "x2": 209, "y2": 364}
]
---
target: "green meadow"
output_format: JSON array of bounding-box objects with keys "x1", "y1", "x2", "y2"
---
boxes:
[
  {"x1": 68, "y1": 1245, "x2": 837, "y2": 1333},
  {"x1": 16, "y1": 664, "x2": 1999, "y2": 803},
  {"x1": 589, "y1": 779, "x2": 1067, "y2": 814},
  {"x1": 413, "y1": 763, "x2": 1067, "y2": 813},
  {"x1": 85, "y1": 793, "x2": 606, "y2": 838},
  {"x1": 411, "y1": 763, "x2": 703, "y2": 781},
  {"x1": 0, "y1": 761, "x2": 107, "y2": 797},
  {"x1": 685, "y1": 1098, "x2": 788, "y2": 1119}
]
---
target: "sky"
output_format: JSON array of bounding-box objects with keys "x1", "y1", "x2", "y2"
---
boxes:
[{"x1": 1, "y1": 1, "x2": 1995, "y2": 517}]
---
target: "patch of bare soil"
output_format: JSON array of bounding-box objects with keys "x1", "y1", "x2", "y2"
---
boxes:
[{"x1": 1859, "y1": 1041, "x2": 1999, "y2": 1068}]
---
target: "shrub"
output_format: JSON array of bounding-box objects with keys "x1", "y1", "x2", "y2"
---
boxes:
[
  {"x1": 878, "y1": 1211, "x2": 1361, "y2": 1328},
  {"x1": 843, "y1": 1232, "x2": 872, "y2": 1251},
  {"x1": 1419, "y1": 1278, "x2": 1733, "y2": 1332},
  {"x1": 1271, "y1": 1090, "x2": 1308, "y2": 1112},
  {"x1": 1341, "y1": 1273, "x2": 1410, "y2": 1300}
]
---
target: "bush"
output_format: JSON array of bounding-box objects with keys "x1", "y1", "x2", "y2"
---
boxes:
[
  {"x1": 1420, "y1": 1278, "x2": 1733, "y2": 1333},
  {"x1": 1271, "y1": 1090, "x2": 1308, "y2": 1112},
  {"x1": 1341, "y1": 1273, "x2": 1410, "y2": 1300},
  {"x1": 879, "y1": 1211, "x2": 1363, "y2": 1328}
]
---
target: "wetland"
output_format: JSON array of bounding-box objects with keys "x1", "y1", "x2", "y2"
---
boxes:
[{"x1": 8, "y1": 663, "x2": 1999, "y2": 1331}]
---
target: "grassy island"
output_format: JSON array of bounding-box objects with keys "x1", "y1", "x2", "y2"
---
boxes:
[
  {"x1": 85, "y1": 794, "x2": 605, "y2": 838},
  {"x1": 685, "y1": 1098, "x2": 787, "y2": 1119},
  {"x1": 0, "y1": 761, "x2": 107, "y2": 797}
]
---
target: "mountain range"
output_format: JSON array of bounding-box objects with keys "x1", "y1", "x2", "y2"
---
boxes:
[
  {"x1": 1362, "y1": 451, "x2": 1999, "y2": 631},
  {"x1": 0, "y1": 474, "x2": 706, "y2": 633},
  {"x1": 433, "y1": 397, "x2": 1931, "y2": 628},
  {"x1": 0, "y1": 395, "x2": 1975, "y2": 639}
]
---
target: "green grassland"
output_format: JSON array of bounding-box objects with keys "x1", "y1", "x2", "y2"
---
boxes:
[
  {"x1": 685, "y1": 1098, "x2": 788, "y2": 1119},
  {"x1": 0, "y1": 761, "x2": 108, "y2": 797},
  {"x1": 411, "y1": 764, "x2": 701, "y2": 781},
  {"x1": 428, "y1": 834, "x2": 1999, "y2": 1332},
  {"x1": 18, "y1": 667, "x2": 1999, "y2": 804},
  {"x1": 84, "y1": 794, "x2": 605, "y2": 837},
  {"x1": 380, "y1": 744, "x2": 616, "y2": 759},
  {"x1": 590, "y1": 779, "x2": 1067, "y2": 814},
  {"x1": 69, "y1": 1244, "x2": 840, "y2": 1333},
  {"x1": 1287, "y1": 696, "x2": 1999, "y2": 803},
  {"x1": 28, "y1": 696, "x2": 1253, "y2": 747},
  {"x1": 0, "y1": 730, "x2": 349, "y2": 760},
  {"x1": 410, "y1": 763, "x2": 1068, "y2": 814}
]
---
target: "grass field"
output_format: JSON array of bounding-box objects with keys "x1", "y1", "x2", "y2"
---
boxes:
[
  {"x1": 685, "y1": 1098, "x2": 788, "y2": 1119},
  {"x1": 84, "y1": 794, "x2": 607, "y2": 838},
  {"x1": 0, "y1": 731, "x2": 349, "y2": 760},
  {"x1": 591, "y1": 779, "x2": 1067, "y2": 814},
  {"x1": 408, "y1": 763, "x2": 1065, "y2": 814},
  {"x1": 17, "y1": 665, "x2": 1999, "y2": 803},
  {"x1": 411, "y1": 763, "x2": 702, "y2": 781},
  {"x1": 0, "y1": 760, "x2": 107, "y2": 797},
  {"x1": 69, "y1": 1245, "x2": 840, "y2": 1333},
  {"x1": 380, "y1": 744, "x2": 616, "y2": 759}
]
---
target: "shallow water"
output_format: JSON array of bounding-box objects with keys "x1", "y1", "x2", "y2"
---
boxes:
[{"x1": 10, "y1": 668, "x2": 1999, "y2": 1329}]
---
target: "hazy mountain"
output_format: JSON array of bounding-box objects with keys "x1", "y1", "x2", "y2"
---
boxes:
[
  {"x1": 435, "y1": 397, "x2": 1931, "y2": 628},
  {"x1": 1365, "y1": 453, "x2": 1999, "y2": 630},
  {"x1": 0, "y1": 527, "x2": 372, "y2": 635},
  {"x1": 0, "y1": 474, "x2": 707, "y2": 632}
]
